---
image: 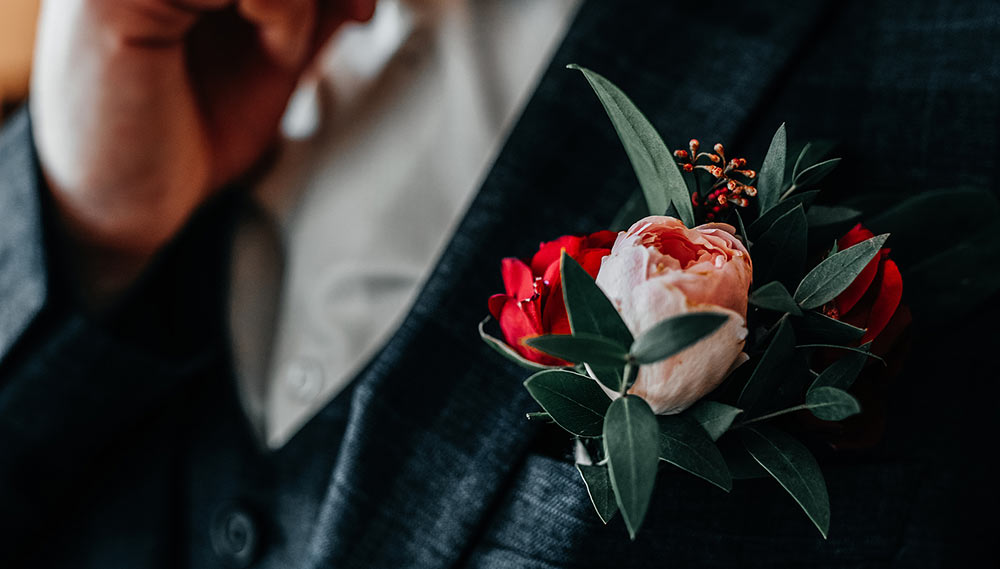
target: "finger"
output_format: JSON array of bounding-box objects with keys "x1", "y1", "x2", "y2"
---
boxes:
[
  {"x1": 97, "y1": 0, "x2": 236, "y2": 42},
  {"x1": 237, "y1": 0, "x2": 314, "y2": 69},
  {"x1": 308, "y1": 0, "x2": 376, "y2": 59}
]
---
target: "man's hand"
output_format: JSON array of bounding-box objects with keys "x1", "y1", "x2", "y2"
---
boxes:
[{"x1": 30, "y1": 0, "x2": 375, "y2": 302}]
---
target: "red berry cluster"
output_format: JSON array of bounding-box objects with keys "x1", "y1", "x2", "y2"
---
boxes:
[{"x1": 674, "y1": 139, "x2": 757, "y2": 222}]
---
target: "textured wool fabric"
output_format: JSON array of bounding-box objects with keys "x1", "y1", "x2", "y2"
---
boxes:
[{"x1": 1, "y1": 0, "x2": 998, "y2": 566}]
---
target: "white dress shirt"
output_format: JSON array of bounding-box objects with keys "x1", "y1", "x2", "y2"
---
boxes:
[{"x1": 228, "y1": 0, "x2": 580, "y2": 448}]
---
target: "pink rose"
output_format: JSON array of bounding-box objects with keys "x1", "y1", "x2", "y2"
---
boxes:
[{"x1": 595, "y1": 216, "x2": 753, "y2": 414}]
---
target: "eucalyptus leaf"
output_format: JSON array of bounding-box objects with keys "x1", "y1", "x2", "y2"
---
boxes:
[
  {"x1": 562, "y1": 252, "x2": 635, "y2": 349},
  {"x1": 738, "y1": 318, "x2": 796, "y2": 414},
  {"x1": 797, "y1": 344, "x2": 885, "y2": 364},
  {"x1": 656, "y1": 415, "x2": 732, "y2": 491},
  {"x1": 740, "y1": 425, "x2": 831, "y2": 538},
  {"x1": 630, "y1": 313, "x2": 729, "y2": 365},
  {"x1": 791, "y1": 140, "x2": 837, "y2": 180},
  {"x1": 577, "y1": 464, "x2": 619, "y2": 524},
  {"x1": 686, "y1": 400, "x2": 743, "y2": 441},
  {"x1": 810, "y1": 343, "x2": 871, "y2": 391},
  {"x1": 733, "y1": 209, "x2": 750, "y2": 247},
  {"x1": 524, "y1": 370, "x2": 612, "y2": 437},
  {"x1": 719, "y1": 435, "x2": 768, "y2": 480},
  {"x1": 750, "y1": 204, "x2": 808, "y2": 290},
  {"x1": 806, "y1": 205, "x2": 861, "y2": 228},
  {"x1": 568, "y1": 65, "x2": 695, "y2": 226},
  {"x1": 748, "y1": 190, "x2": 818, "y2": 240},
  {"x1": 804, "y1": 386, "x2": 861, "y2": 421},
  {"x1": 793, "y1": 233, "x2": 889, "y2": 309},
  {"x1": 586, "y1": 365, "x2": 626, "y2": 394},
  {"x1": 792, "y1": 157, "x2": 840, "y2": 189},
  {"x1": 749, "y1": 282, "x2": 803, "y2": 316},
  {"x1": 525, "y1": 333, "x2": 628, "y2": 368},
  {"x1": 757, "y1": 123, "x2": 786, "y2": 212},
  {"x1": 479, "y1": 318, "x2": 555, "y2": 371},
  {"x1": 604, "y1": 395, "x2": 660, "y2": 540},
  {"x1": 794, "y1": 311, "x2": 865, "y2": 344}
]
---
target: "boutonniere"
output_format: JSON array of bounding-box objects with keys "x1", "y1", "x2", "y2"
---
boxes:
[{"x1": 478, "y1": 64, "x2": 939, "y2": 540}]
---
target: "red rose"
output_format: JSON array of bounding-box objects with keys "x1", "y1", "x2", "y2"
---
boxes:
[
  {"x1": 827, "y1": 224, "x2": 904, "y2": 350},
  {"x1": 488, "y1": 231, "x2": 618, "y2": 365},
  {"x1": 806, "y1": 223, "x2": 911, "y2": 449}
]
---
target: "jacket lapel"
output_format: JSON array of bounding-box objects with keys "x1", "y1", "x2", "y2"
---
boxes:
[{"x1": 299, "y1": 1, "x2": 832, "y2": 566}]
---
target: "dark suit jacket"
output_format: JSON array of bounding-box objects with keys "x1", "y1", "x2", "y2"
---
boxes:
[{"x1": 1, "y1": 0, "x2": 998, "y2": 567}]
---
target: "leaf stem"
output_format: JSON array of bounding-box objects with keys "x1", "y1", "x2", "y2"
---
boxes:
[
  {"x1": 620, "y1": 361, "x2": 638, "y2": 397},
  {"x1": 526, "y1": 412, "x2": 553, "y2": 422},
  {"x1": 736, "y1": 404, "x2": 811, "y2": 427},
  {"x1": 779, "y1": 183, "x2": 798, "y2": 201}
]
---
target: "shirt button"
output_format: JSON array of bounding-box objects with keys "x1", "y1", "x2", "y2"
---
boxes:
[
  {"x1": 283, "y1": 357, "x2": 325, "y2": 403},
  {"x1": 211, "y1": 507, "x2": 259, "y2": 568}
]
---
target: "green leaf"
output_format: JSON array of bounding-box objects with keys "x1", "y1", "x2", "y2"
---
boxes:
[
  {"x1": 757, "y1": 123, "x2": 786, "y2": 212},
  {"x1": 748, "y1": 190, "x2": 818, "y2": 240},
  {"x1": 562, "y1": 252, "x2": 634, "y2": 349},
  {"x1": 719, "y1": 436, "x2": 768, "y2": 480},
  {"x1": 750, "y1": 204, "x2": 808, "y2": 289},
  {"x1": 561, "y1": 252, "x2": 634, "y2": 391},
  {"x1": 733, "y1": 209, "x2": 750, "y2": 247},
  {"x1": 791, "y1": 140, "x2": 837, "y2": 180},
  {"x1": 793, "y1": 233, "x2": 890, "y2": 309},
  {"x1": 686, "y1": 400, "x2": 743, "y2": 441},
  {"x1": 611, "y1": 189, "x2": 650, "y2": 232},
  {"x1": 568, "y1": 64, "x2": 695, "y2": 226},
  {"x1": 524, "y1": 370, "x2": 612, "y2": 437},
  {"x1": 604, "y1": 395, "x2": 661, "y2": 540},
  {"x1": 740, "y1": 425, "x2": 831, "y2": 538},
  {"x1": 629, "y1": 313, "x2": 729, "y2": 365},
  {"x1": 797, "y1": 344, "x2": 885, "y2": 365},
  {"x1": 792, "y1": 157, "x2": 840, "y2": 189},
  {"x1": 804, "y1": 386, "x2": 861, "y2": 421},
  {"x1": 806, "y1": 205, "x2": 861, "y2": 228},
  {"x1": 738, "y1": 318, "x2": 796, "y2": 413},
  {"x1": 656, "y1": 415, "x2": 732, "y2": 491},
  {"x1": 525, "y1": 333, "x2": 628, "y2": 368},
  {"x1": 577, "y1": 464, "x2": 619, "y2": 524},
  {"x1": 478, "y1": 317, "x2": 555, "y2": 371},
  {"x1": 794, "y1": 311, "x2": 865, "y2": 344},
  {"x1": 810, "y1": 343, "x2": 871, "y2": 391},
  {"x1": 749, "y1": 282, "x2": 803, "y2": 316}
]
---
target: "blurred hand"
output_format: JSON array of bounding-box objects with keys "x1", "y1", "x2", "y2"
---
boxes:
[{"x1": 30, "y1": 0, "x2": 375, "y2": 301}]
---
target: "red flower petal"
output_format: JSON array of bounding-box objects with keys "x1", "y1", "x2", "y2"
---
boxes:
[
  {"x1": 499, "y1": 299, "x2": 539, "y2": 349},
  {"x1": 838, "y1": 224, "x2": 874, "y2": 249},
  {"x1": 835, "y1": 250, "x2": 882, "y2": 315},
  {"x1": 858, "y1": 258, "x2": 903, "y2": 344},
  {"x1": 833, "y1": 224, "x2": 880, "y2": 314},
  {"x1": 531, "y1": 235, "x2": 584, "y2": 276},
  {"x1": 501, "y1": 258, "x2": 535, "y2": 300},
  {"x1": 498, "y1": 299, "x2": 565, "y2": 365},
  {"x1": 583, "y1": 230, "x2": 619, "y2": 250},
  {"x1": 488, "y1": 294, "x2": 509, "y2": 320}
]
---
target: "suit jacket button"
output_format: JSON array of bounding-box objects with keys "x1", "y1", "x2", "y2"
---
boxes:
[{"x1": 211, "y1": 507, "x2": 259, "y2": 568}]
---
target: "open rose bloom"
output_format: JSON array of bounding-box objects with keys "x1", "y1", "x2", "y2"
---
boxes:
[
  {"x1": 489, "y1": 231, "x2": 618, "y2": 366},
  {"x1": 595, "y1": 216, "x2": 753, "y2": 414}
]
